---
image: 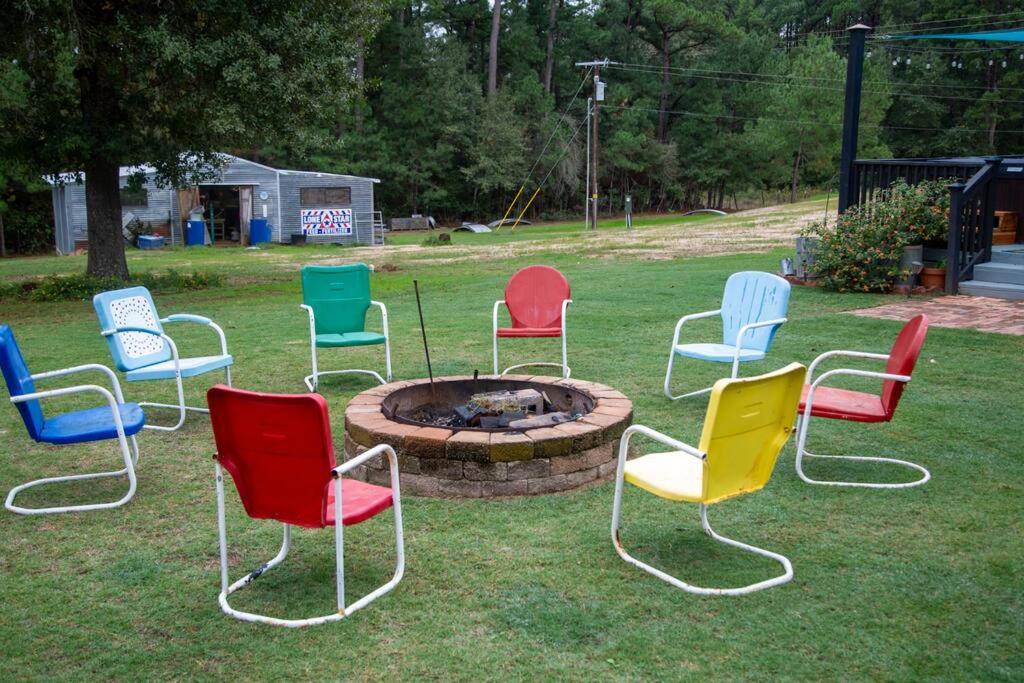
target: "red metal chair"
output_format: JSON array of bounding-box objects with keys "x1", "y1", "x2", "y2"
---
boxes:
[
  {"x1": 207, "y1": 385, "x2": 404, "y2": 627},
  {"x1": 795, "y1": 315, "x2": 930, "y2": 489},
  {"x1": 492, "y1": 265, "x2": 573, "y2": 377}
]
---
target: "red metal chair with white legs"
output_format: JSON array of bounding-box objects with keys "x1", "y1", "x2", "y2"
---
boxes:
[
  {"x1": 207, "y1": 385, "x2": 404, "y2": 627},
  {"x1": 492, "y1": 265, "x2": 573, "y2": 378},
  {"x1": 795, "y1": 314, "x2": 931, "y2": 489}
]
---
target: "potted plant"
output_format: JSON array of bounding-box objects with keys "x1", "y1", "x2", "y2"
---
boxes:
[{"x1": 919, "y1": 259, "x2": 946, "y2": 290}]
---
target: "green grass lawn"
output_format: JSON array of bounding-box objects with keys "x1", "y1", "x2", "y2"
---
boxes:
[{"x1": 0, "y1": 241, "x2": 1021, "y2": 680}]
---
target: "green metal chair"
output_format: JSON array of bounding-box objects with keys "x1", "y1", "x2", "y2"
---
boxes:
[{"x1": 300, "y1": 264, "x2": 392, "y2": 391}]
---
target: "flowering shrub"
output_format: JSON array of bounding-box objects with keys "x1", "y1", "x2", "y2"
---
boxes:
[{"x1": 803, "y1": 179, "x2": 951, "y2": 293}]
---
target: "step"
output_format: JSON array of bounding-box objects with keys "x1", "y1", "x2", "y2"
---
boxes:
[
  {"x1": 958, "y1": 279, "x2": 1024, "y2": 300},
  {"x1": 973, "y1": 261, "x2": 1024, "y2": 286},
  {"x1": 991, "y1": 246, "x2": 1024, "y2": 266}
]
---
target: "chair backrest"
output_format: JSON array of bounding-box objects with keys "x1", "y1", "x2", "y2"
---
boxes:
[
  {"x1": 698, "y1": 362, "x2": 806, "y2": 504},
  {"x1": 207, "y1": 385, "x2": 336, "y2": 528},
  {"x1": 93, "y1": 287, "x2": 170, "y2": 372},
  {"x1": 504, "y1": 265, "x2": 571, "y2": 330},
  {"x1": 720, "y1": 272, "x2": 791, "y2": 352},
  {"x1": 301, "y1": 264, "x2": 372, "y2": 335},
  {"x1": 881, "y1": 314, "x2": 929, "y2": 418},
  {"x1": 0, "y1": 325, "x2": 45, "y2": 441}
]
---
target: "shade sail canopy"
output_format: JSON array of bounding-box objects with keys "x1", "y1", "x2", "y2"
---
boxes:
[{"x1": 887, "y1": 28, "x2": 1024, "y2": 42}]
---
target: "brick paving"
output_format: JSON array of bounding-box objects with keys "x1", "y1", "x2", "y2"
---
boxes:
[{"x1": 848, "y1": 295, "x2": 1024, "y2": 336}]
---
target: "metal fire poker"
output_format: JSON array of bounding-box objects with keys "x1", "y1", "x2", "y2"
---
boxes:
[{"x1": 413, "y1": 279, "x2": 435, "y2": 396}]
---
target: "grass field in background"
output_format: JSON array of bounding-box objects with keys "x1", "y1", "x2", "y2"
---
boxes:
[{"x1": 0, "y1": 232, "x2": 1021, "y2": 680}]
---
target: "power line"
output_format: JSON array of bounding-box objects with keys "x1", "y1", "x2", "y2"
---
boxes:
[
  {"x1": 873, "y1": 11, "x2": 1024, "y2": 32},
  {"x1": 597, "y1": 102, "x2": 1024, "y2": 134}
]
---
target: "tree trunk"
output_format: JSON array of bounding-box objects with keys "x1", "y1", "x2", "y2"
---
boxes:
[
  {"x1": 789, "y1": 143, "x2": 803, "y2": 204},
  {"x1": 658, "y1": 29, "x2": 670, "y2": 143},
  {"x1": 488, "y1": 0, "x2": 502, "y2": 96},
  {"x1": 542, "y1": 0, "x2": 557, "y2": 94},
  {"x1": 0, "y1": 212, "x2": 6, "y2": 257},
  {"x1": 85, "y1": 157, "x2": 129, "y2": 279}
]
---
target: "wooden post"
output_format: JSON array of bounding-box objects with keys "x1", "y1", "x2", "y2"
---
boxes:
[
  {"x1": 981, "y1": 156, "x2": 1002, "y2": 264},
  {"x1": 946, "y1": 182, "x2": 964, "y2": 294},
  {"x1": 838, "y1": 24, "x2": 870, "y2": 214},
  {"x1": 590, "y1": 65, "x2": 600, "y2": 231}
]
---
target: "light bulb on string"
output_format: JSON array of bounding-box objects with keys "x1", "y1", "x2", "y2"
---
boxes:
[
  {"x1": 925, "y1": 61, "x2": 931, "y2": 70},
  {"x1": 906, "y1": 57, "x2": 911, "y2": 65}
]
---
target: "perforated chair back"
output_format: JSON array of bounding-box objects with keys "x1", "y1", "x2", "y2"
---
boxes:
[
  {"x1": 881, "y1": 314, "x2": 929, "y2": 418},
  {"x1": 720, "y1": 272, "x2": 791, "y2": 352},
  {"x1": 301, "y1": 264, "x2": 373, "y2": 336},
  {"x1": 504, "y1": 265, "x2": 571, "y2": 330},
  {"x1": 0, "y1": 325, "x2": 45, "y2": 441},
  {"x1": 208, "y1": 385, "x2": 336, "y2": 529},
  {"x1": 93, "y1": 287, "x2": 169, "y2": 372},
  {"x1": 698, "y1": 362, "x2": 805, "y2": 504}
]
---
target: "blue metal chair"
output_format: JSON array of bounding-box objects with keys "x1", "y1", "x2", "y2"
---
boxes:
[
  {"x1": 1, "y1": 324, "x2": 144, "y2": 515},
  {"x1": 664, "y1": 271, "x2": 791, "y2": 400},
  {"x1": 93, "y1": 287, "x2": 232, "y2": 431}
]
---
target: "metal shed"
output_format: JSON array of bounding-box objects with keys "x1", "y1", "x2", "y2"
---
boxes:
[{"x1": 48, "y1": 154, "x2": 383, "y2": 253}]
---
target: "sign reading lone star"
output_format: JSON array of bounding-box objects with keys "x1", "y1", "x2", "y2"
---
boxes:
[{"x1": 301, "y1": 208, "x2": 353, "y2": 235}]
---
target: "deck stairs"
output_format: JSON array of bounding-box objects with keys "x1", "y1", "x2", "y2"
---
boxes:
[{"x1": 959, "y1": 245, "x2": 1024, "y2": 300}]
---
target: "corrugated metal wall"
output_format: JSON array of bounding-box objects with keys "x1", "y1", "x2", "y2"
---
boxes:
[{"x1": 278, "y1": 172, "x2": 377, "y2": 245}]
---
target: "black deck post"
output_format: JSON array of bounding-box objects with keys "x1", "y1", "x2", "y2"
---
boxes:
[{"x1": 838, "y1": 24, "x2": 871, "y2": 214}]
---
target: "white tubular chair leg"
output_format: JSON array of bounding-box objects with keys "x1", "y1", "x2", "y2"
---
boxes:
[
  {"x1": 302, "y1": 304, "x2": 388, "y2": 392},
  {"x1": 214, "y1": 444, "x2": 404, "y2": 628},
  {"x1": 495, "y1": 299, "x2": 572, "y2": 378},
  {"x1": 610, "y1": 426, "x2": 791, "y2": 596},
  {"x1": 795, "y1": 367, "x2": 930, "y2": 489},
  {"x1": 5, "y1": 385, "x2": 138, "y2": 515}
]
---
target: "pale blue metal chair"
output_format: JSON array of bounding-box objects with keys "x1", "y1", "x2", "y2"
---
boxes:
[
  {"x1": 1, "y1": 324, "x2": 144, "y2": 515},
  {"x1": 664, "y1": 272, "x2": 791, "y2": 400},
  {"x1": 93, "y1": 287, "x2": 232, "y2": 431}
]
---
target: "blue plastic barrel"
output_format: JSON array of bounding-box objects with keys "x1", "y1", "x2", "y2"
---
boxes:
[
  {"x1": 250, "y1": 218, "x2": 271, "y2": 245},
  {"x1": 186, "y1": 220, "x2": 206, "y2": 246}
]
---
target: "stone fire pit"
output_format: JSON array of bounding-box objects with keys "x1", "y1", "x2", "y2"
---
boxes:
[{"x1": 343, "y1": 375, "x2": 632, "y2": 497}]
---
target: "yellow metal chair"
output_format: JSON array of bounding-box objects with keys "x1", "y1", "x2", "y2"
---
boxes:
[{"x1": 611, "y1": 363, "x2": 806, "y2": 595}]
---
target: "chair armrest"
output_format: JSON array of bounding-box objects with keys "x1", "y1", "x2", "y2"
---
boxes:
[
  {"x1": 30, "y1": 363, "x2": 127, "y2": 404},
  {"x1": 735, "y1": 317, "x2": 787, "y2": 348},
  {"x1": 560, "y1": 299, "x2": 573, "y2": 335},
  {"x1": 11, "y1": 384, "x2": 129, "y2": 438},
  {"x1": 618, "y1": 424, "x2": 705, "y2": 463},
  {"x1": 807, "y1": 350, "x2": 890, "y2": 383},
  {"x1": 370, "y1": 301, "x2": 390, "y2": 338},
  {"x1": 99, "y1": 326, "x2": 182, "y2": 372},
  {"x1": 670, "y1": 308, "x2": 722, "y2": 347},
  {"x1": 161, "y1": 314, "x2": 229, "y2": 356},
  {"x1": 493, "y1": 300, "x2": 507, "y2": 335},
  {"x1": 802, "y1": 367, "x2": 911, "y2": 419},
  {"x1": 333, "y1": 443, "x2": 399, "y2": 477}
]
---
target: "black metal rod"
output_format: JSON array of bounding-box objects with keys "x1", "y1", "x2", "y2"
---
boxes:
[{"x1": 413, "y1": 279, "x2": 435, "y2": 393}]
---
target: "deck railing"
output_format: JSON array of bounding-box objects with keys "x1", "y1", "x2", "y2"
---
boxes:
[
  {"x1": 847, "y1": 158, "x2": 980, "y2": 209},
  {"x1": 946, "y1": 158, "x2": 1002, "y2": 293}
]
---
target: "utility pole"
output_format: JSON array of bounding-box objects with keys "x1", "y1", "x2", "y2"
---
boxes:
[
  {"x1": 575, "y1": 59, "x2": 617, "y2": 230},
  {"x1": 585, "y1": 97, "x2": 592, "y2": 229},
  {"x1": 838, "y1": 24, "x2": 870, "y2": 214}
]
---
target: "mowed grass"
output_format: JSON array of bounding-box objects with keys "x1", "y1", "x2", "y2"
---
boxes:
[{"x1": 0, "y1": 243, "x2": 1021, "y2": 681}]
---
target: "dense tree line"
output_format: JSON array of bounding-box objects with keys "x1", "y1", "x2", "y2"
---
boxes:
[{"x1": 2, "y1": 1, "x2": 1023, "y2": 270}]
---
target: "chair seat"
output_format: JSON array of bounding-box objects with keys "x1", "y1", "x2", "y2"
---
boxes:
[
  {"x1": 497, "y1": 326, "x2": 562, "y2": 338},
  {"x1": 39, "y1": 403, "x2": 145, "y2": 444},
  {"x1": 125, "y1": 354, "x2": 233, "y2": 382},
  {"x1": 674, "y1": 343, "x2": 765, "y2": 363},
  {"x1": 315, "y1": 332, "x2": 386, "y2": 348},
  {"x1": 799, "y1": 385, "x2": 888, "y2": 423},
  {"x1": 326, "y1": 478, "x2": 395, "y2": 526},
  {"x1": 624, "y1": 451, "x2": 704, "y2": 503}
]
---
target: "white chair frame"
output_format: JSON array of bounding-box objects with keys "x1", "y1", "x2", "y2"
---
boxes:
[
  {"x1": 214, "y1": 443, "x2": 405, "y2": 628},
  {"x1": 301, "y1": 302, "x2": 392, "y2": 391},
  {"x1": 611, "y1": 425, "x2": 793, "y2": 596},
  {"x1": 101, "y1": 315, "x2": 231, "y2": 432},
  {"x1": 795, "y1": 350, "x2": 930, "y2": 489},
  {"x1": 663, "y1": 309, "x2": 788, "y2": 400},
  {"x1": 5, "y1": 364, "x2": 140, "y2": 515},
  {"x1": 492, "y1": 298, "x2": 572, "y2": 378}
]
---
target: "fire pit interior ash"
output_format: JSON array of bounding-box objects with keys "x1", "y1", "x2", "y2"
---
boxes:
[
  {"x1": 345, "y1": 375, "x2": 632, "y2": 498},
  {"x1": 386, "y1": 382, "x2": 591, "y2": 430}
]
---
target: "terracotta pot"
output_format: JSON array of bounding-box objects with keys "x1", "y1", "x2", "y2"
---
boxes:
[{"x1": 919, "y1": 266, "x2": 946, "y2": 290}]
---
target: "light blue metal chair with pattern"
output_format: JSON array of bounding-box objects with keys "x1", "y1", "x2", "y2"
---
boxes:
[
  {"x1": 93, "y1": 286, "x2": 232, "y2": 431},
  {"x1": 664, "y1": 272, "x2": 791, "y2": 400}
]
